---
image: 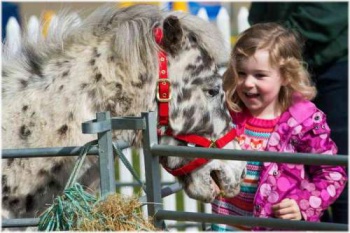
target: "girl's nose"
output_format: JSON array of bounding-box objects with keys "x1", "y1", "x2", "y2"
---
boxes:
[{"x1": 242, "y1": 75, "x2": 255, "y2": 87}]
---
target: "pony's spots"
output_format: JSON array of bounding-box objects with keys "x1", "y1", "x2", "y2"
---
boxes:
[
  {"x1": 37, "y1": 187, "x2": 45, "y2": 194},
  {"x1": 9, "y1": 198, "x2": 20, "y2": 208},
  {"x1": 57, "y1": 124, "x2": 68, "y2": 135},
  {"x1": 115, "y1": 83, "x2": 122, "y2": 92},
  {"x1": 2, "y1": 175, "x2": 7, "y2": 184},
  {"x1": 108, "y1": 56, "x2": 115, "y2": 62},
  {"x1": 202, "y1": 112, "x2": 211, "y2": 125},
  {"x1": 131, "y1": 81, "x2": 143, "y2": 89},
  {"x1": 51, "y1": 163, "x2": 63, "y2": 173},
  {"x1": 117, "y1": 96, "x2": 132, "y2": 112},
  {"x1": 131, "y1": 74, "x2": 148, "y2": 88},
  {"x1": 194, "y1": 64, "x2": 206, "y2": 77},
  {"x1": 80, "y1": 83, "x2": 88, "y2": 90},
  {"x1": 89, "y1": 59, "x2": 96, "y2": 66},
  {"x1": 19, "y1": 125, "x2": 31, "y2": 139},
  {"x1": 6, "y1": 159, "x2": 14, "y2": 166},
  {"x1": 2, "y1": 196, "x2": 9, "y2": 202},
  {"x1": 59, "y1": 85, "x2": 64, "y2": 91},
  {"x1": 170, "y1": 109, "x2": 179, "y2": 119},
  {"x1": 2, "y1": 69, "x2": 9, "y2": 78},
  {"x1": 181, "y1": 88, "x2": 192, "y2": 101},
  {"x1": 2, "y1": 185, "x2": 9, "y2": 194},
  {"x1": 68, "y1": 112, "x2": 74, "y2": 121},
  {"x1": 25, "y1": 194, "x2": 35, "y2": 212},
  {"x1": 48, "y1": 180, "x2": 61, "y2": 189},
  {"x1": 62, "y1": 70, "x2": 70, "y2": 78},
  {"x1": 22, "y1": 105, "x2": 29, "y2": 112},
  {"x1": 185, "y1": 64, "x2": 196, "y2": 72},
  {"x1": 88, "y1": 89, "x2": 96, "y2": 99},
  {"x1": 182, "y1": 118, "x2": 195, "y2": 133},
  {"x1": 200, "y1": 48, "x2": 214, "y2": 67},
  {"x1": 191, "y1": 78, "x2": 203, "y2": 86},
  {"x1": 25, "y1": 49, "x2": 43, "y2": 77},
  {"x1": 38, "y1": 169, "x2": 48, "y2": 177},
  {"x1": 183, "y1": 106, "x2": 195, "y2": 118},
  {"x1": 20, "y1": 79, "x2": 28, "y2": 89},
  {"x1": 95, "y1": 73, "x2": 102, "y2": 82},
  {"x1": 93, "y1": 48, "x2": 101, "y2": 57},
  {"x1": 188, "y1": 32, "x2": 197, "y2": 44}
]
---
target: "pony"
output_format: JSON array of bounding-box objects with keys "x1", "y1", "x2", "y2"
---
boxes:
[{"x1": 2, "y1": 4, "x2": 246, "y2": 220}]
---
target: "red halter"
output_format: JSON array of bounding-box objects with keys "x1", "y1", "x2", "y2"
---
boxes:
[{"x1": 153, "y1": 27, "x2": 237, "y2": 176}]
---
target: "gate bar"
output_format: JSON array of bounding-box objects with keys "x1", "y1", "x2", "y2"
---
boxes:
[
  {"x1": 2, "y1": 141, "x2": 129, "y2": 159},
  {"x1": 141, "y1": 112, "x2": 164, "y2": 229},
  {"x1": 2, "y1": 218, "x2": 39, "y2": 228},
  {"x1": 151, "y1": 145, "x2": 348, "y2": 166},
  {"x1": 156, "y1": 210, "x2": 348, "y2": 231}
]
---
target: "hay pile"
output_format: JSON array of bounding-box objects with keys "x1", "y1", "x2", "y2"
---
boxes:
[
  {"x1": 76, "y1": 193, "x2": 156, "y2": 231},
  {"x1": 38, "y1": 183, "x2": 156, "y2": 231}
]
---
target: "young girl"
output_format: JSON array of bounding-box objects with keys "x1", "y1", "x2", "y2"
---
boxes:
[{"x1": 213, "y1": 23, "x2": 347, "y2": 231}]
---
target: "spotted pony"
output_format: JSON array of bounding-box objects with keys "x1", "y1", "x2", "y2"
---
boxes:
[{"x1": 2, "y1": 4, "x2": 246, "y2": 220}]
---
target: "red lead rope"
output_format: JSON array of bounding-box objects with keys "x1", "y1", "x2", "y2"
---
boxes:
[
  {"x1": 163, "y1": 129, "x2": 237, "y2": 176},
  {"x1": 174, "y1": 129, "x2": 237, "y2": 148}
]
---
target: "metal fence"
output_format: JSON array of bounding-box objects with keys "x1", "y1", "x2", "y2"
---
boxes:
[{"x1": 2, "y1": 111, "x2": 348, "y2": 231}]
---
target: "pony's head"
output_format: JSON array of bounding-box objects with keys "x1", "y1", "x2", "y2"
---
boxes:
[{"x1": 155, "y1": 9, "x2": 246, "y2": 202}]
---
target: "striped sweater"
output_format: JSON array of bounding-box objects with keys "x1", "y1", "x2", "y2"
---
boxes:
[{"x1": 212, "y1": 115, "x2": 280, "y2": 231}]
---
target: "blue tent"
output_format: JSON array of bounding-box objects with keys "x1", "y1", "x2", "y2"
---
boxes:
[{"x1": 2, "y1": 2, "x2": 20, "y2": 41}]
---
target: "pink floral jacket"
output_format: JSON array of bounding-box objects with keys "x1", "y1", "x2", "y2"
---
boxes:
[{"x1": 232, "y1": 95, "x2": 347, "y2": 230}]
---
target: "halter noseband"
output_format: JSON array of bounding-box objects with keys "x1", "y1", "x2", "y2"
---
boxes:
[{"x1": 154, "y1": 27, "x2": 237, "y2": 177}]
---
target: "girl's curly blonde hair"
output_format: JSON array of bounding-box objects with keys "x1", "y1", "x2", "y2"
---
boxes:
[{"x1": 224, "y1": 22, "x2": 316, "y2": 113}]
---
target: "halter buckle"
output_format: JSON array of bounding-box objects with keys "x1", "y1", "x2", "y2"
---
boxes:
[{"x1": 156, "y1": 79, "x2": 171, "y2": 102}]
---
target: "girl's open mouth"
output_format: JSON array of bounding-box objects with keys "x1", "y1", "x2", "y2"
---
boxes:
[{"x1": 245, "y1": 92, "x2": 260, "y2": 99}]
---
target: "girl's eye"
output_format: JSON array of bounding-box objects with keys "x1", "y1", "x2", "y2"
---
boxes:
[
  {"x1": 255, "y1": 73, "x2": 266, "y2": 79},
  {"x1": 237, "y1": 71, "x2": 246, "y2": 77}
]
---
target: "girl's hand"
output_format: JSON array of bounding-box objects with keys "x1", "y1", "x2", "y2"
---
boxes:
[{"x1": 272, "y1": 198, "x2": 302, "y2": 220}]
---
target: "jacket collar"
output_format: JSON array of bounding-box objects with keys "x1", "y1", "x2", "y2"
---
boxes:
[{"x1": 287, "y1": 93, "x2": 316, "y2": 123}]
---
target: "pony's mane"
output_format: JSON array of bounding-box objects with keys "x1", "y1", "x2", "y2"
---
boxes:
[
  {"x1": 166, "y1": 11, "x2": 229, "y2": 64},
  {"x1": 2, "y1": 4, "x2": 228, "y2": 80}
]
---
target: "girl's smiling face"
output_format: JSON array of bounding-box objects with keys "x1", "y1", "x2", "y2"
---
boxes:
[{"x1": 236, "y1": 49, "x2": 284, "y2": 119}]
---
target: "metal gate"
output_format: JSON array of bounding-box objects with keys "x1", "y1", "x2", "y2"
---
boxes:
[{"x1": 2, "y1": 111, "x2": 348, "y2": 231}]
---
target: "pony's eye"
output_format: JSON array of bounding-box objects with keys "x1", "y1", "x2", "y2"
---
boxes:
[{"x1": 207, "y1": 88, "x2": 219, "y2": 97}]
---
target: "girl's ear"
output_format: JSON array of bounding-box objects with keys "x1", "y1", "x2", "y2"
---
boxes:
[{"x1": 281, "y1": 77, "x2": 289, "y2": 86}]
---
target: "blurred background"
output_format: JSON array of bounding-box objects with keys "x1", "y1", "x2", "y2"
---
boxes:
[
  {"x1": 2, "y1": 1, "x2": 251, "y2": 48},
  {"x1": 2, "y1": 1, "x2": 348, "y2": 232}
]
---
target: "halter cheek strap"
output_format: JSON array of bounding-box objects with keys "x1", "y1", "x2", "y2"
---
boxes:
[{"x1": 154, "y1": 27, "x2": 171, "y2": 126}]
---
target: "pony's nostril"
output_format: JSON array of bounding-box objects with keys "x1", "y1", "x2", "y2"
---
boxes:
[
  {"x1": 241, "y1": 169, "x2": 246, "y2": 179},
  {"x1": 210, "y1": 170, "x2": 222, "y2": 190}
]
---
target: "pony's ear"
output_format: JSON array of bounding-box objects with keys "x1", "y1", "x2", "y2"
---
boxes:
[{"x1": 162, "y1": 16, "x2": 183, "y2": 55}]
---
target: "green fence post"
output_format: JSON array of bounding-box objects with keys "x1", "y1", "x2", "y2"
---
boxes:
[
  {"x1": 141, "y1": 112, "x2": 164, "y2": 229},
  {"x1": 96, "y1": 111, "x2": 116, "y2": 197}
]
